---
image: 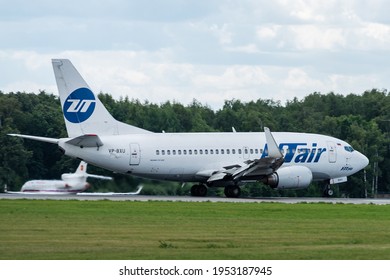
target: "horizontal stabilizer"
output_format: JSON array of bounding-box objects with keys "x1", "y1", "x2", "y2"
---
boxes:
[
  {"x1": 8, "y1": 134, "x2": 59, "y2": 144},
  {"x1": 66, "y1": 134, "x2": 103, "y2": 147}
]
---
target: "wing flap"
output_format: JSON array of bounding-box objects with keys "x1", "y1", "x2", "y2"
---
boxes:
[
  {"x1": 205, "y1": 127, "x2": 284, "y2": 184},
  {"x1": 207, "y1": 172, "x2": 228, "y2": 183}
]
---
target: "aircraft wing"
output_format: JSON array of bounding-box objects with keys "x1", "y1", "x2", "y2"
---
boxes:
[
  {"x1": 203, "y1": 127, "x2": 284, "y2": 184},
  {"x1": 86, "y1": 174, "x2": 113, "y2": 180},
  {"x1": 77, "y1": 186, "x2": 143, "y2": 196},
  {"x1": 207, "y1": 157, "x2": 284, "y2": 183}
]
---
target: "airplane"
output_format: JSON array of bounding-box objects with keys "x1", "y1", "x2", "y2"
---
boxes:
[
  {"x1": 5, "y1": 161, "x2": 112, "y2": 195},
  {"x1": 8, "y1": 59, "x2": 369, "y2": 198}
]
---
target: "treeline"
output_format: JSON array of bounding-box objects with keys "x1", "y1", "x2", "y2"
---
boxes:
[{"x1": 0, "y1": 89, "x2": 389, "y2": 197}]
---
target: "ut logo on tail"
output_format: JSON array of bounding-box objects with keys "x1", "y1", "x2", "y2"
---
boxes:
[{"x1": 63, "y1": 88, "x2": 96, "y2": 123}]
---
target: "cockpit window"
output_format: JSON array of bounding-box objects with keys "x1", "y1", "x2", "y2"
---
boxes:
[{"x1": 344, "y1": 146, "x2": 354, "y2": 153}]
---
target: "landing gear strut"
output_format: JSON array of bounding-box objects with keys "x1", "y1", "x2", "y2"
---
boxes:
[
  {"x1": 190, "y1": 184, "x2": 208, "y2": 197},
  {"x1": 224, "y1": 185, "x2": 241, "y2": 198}
]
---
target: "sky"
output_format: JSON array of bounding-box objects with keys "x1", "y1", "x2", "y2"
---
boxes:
[{"x1": 1, "y1": 0, "x2": 390, "y2": 109}]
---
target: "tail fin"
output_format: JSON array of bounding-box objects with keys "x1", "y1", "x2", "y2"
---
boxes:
[
  {"x1": 75, "y1": 161, "x2": 88, "y2": 175},
  {"x1": 52, "y1": 59, "x2": 151, "y2": 137}
]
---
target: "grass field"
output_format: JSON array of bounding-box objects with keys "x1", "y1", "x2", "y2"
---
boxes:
[{"x1": 1, "y1": 199, "x2": 390, "y2": 260}]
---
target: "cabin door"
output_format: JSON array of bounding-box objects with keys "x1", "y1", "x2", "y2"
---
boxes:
[
  {"x1": 130, "y1": 143, "x2": 141, "y2": 165},
  {"x1": 327, "y1": 141, "x2": 337, "y2": 163}
]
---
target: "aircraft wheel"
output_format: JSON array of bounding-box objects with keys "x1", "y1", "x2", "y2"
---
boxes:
[
  {"x1": 323, "y1": 185, "x2": 334, "y2": 197},
  {"x1": 224, "y1": 185, "x2": 241, "y2": 198},
  {"x1": 190, "y1": 184, "x2": 208, "y2": 197}
]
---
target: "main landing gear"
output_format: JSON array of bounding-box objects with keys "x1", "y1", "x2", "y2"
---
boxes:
[
  {"x1": 224, "y1": 185, "x2": 241, "y2": 198},
  {"x1": 190, "y1": 184, "x2": 208, "y2": 197},
  {"x1": 190, "y1": 184, "x2": 241, "y2": 198}
]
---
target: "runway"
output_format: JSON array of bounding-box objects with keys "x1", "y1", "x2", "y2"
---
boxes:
[{"x1": 1, "y1": 193, "x2": 390, "y2": 205}]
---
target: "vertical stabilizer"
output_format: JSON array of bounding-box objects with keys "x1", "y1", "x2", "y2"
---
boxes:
[
  {"x1": 75, "y1": 161, "x2": 88, "y2": 175},
  {"x1": 52, "y1": 59, "x2": 151, "y2": 137}
]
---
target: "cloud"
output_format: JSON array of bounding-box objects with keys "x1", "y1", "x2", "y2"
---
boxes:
[
  {"x1": 1, "y1": 1, "x2": 390, "y2": 109},
  {"x1": 289, "y1": 25, "x2": 346, "y2": 51}
]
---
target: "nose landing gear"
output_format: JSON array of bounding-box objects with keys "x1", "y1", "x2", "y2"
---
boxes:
[{"x1": 323, "y1": 183, "x2": 334, "y2": 197}]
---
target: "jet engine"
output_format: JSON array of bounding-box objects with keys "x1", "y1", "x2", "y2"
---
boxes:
[
  {"x1": 263, "y1": 166, "x2": 313, "y2": 189},
  {"x1": 61, "y1": 174, "x2": 84, "y2": 187}
]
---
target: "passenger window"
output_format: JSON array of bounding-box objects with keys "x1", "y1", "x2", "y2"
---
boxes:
[
  {"x1": 156, "y1": 150, "x2": 160, "y2": 156},
  {"x1": 183, "y1": 150, "x2": 187, "y2": 155},
  {"x1": 162, "y1": 150, "x2": 165, "y2": 155},
  {"x1": 210, "y1": 149, "x2": 214, "y2": 154},
  {"x1": 189, "y1": 150, "x2": 192, "y2": 155},
  {"x1": 216, "y1": 149, "x2": 219, "y2": 155},
  {"x1": 221, "y1": 149, "x2": 225, "y2": 154},
  {"x1": 199, "y1": 149, "x2": 203, "y2": 155},
  {"x1": 232, "y1": 149, "x2": 236, "y2": 154},
  {"x1": 178, "y1": 150, "x2": 182, "y2": 155},
  {"x1": 194, "y1": 150, "x2": 198, "y2": 155},
  {"x1": 238, "y1": 149, "x2": 242, "y2": 154},
  {"x1": 167, "y1": 150, "x2": 171, "y2": 155},
  {"x1": 173, "y1": 150, "x2": 176, "y2": 155},
  {"x1": 255, "y1": 149, "x2": 259, "y2": 154},
  {"x1": 250, "y1": 149, "x2": 253, "y2": 154},
  {"x1": 227, "y1": 149, "x2": 230, "y2": 154},
  {"x1": 205, "y1": 149, "x2": 208, "y2": 155}
]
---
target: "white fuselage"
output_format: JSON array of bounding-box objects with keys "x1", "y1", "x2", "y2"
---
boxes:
[
  {"x1": 58, "y1": 131, "x2": 368, "y2": 184},
  {"x1": 20, "y1": 179, "x2": 89, "y2": 194}
]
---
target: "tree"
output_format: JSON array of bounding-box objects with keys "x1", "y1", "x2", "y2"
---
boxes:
[{"x1": 1, "y1": 89, "x2": 389, "y2": 197}]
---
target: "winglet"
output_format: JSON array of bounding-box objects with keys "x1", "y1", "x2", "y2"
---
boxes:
[
  {"x1": 264, "y1": 127, "x2": 283, "y2": 158},
  {"x1": 133, "y1": 185, "x2": 143, "y2": 195}
]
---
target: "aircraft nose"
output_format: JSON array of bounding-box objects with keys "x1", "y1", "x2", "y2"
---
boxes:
[{"x1": 356, "y1": 151, "x2": 369, "y2": 171}]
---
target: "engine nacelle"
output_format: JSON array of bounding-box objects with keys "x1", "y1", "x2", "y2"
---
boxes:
[
  {"x1": 61, "y1": 174, "x2": 85, "y2": 187},
  {"x1": 264, "y1": 166, "x2": 313, "y2": 189}
]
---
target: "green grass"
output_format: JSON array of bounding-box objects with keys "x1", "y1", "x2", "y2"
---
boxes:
[{"x1": 1, "y1": 199, "x2": 390, "y2": 259}]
